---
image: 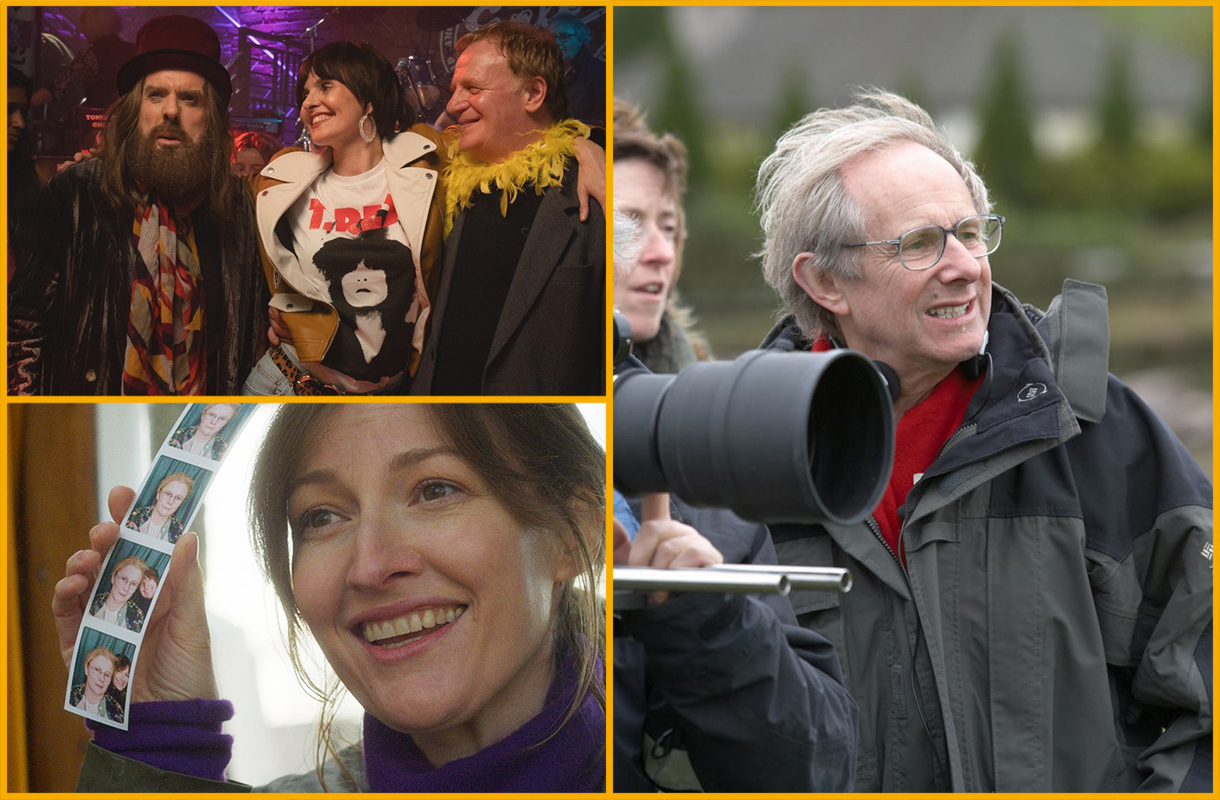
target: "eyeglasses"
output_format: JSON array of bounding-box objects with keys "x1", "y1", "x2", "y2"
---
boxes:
[{"x1": 842, "y1": 214, "x2": 1005, "y2": 271}]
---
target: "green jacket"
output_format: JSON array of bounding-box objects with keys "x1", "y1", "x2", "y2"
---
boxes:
[{"x1": 763, "y1": 281, "x2": 1212, "y2": 791}]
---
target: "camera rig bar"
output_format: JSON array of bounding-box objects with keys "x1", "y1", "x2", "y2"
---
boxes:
[{"x1": 613, "y1": 564, "x2": 852, "y2": 612}]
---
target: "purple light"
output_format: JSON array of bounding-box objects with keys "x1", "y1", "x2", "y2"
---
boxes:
[{"x1": 213, "y1": 5, "x2": 282, "y2": 67}]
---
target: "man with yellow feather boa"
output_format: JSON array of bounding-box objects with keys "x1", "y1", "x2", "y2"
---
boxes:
[{"x1": 411, "y1": 20, "x2": 605, "y2": 395}]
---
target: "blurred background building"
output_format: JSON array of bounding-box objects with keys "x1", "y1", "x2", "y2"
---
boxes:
[{"x1": 615, "y1": 5, "x2": 1212, "y2": 472}]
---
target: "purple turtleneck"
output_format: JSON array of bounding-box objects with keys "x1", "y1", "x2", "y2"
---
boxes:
[
  {"x1": 88, "y1": 658, "x2": 604, "y2": 792},
  {"x1": 363, "y1": 661, "x2": 603, "y2": 792}
]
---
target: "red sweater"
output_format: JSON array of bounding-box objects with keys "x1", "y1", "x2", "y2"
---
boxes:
[{"x1": 813, "y1": 337, "x2": 981, "y2": 565}]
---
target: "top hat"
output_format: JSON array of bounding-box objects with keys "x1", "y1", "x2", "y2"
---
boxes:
[{"x1": 116, "y1": 15, "x2": 232, "y2": 106}]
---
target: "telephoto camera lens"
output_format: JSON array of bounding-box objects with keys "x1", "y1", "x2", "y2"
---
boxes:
[{"x1": 614, "y1": 350, "x2": 894, "y2": 524}]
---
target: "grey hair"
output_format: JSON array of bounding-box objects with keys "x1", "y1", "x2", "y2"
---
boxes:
[
  {"x1": 613, "y1": 207, "x2": 642, "y2": 282},
  {"x1": 754, "y1": 88, "x2": 991, "y2": 341}
]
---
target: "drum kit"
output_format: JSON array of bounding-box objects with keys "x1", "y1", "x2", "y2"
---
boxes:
[{"x1": 395, "y1": 51, "x2": 447, "y2": 125}]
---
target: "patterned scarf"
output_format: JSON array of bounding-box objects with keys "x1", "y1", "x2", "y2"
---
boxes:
[
  {"x1": 122, "y1": 194, "x2": 207, "y2": 395},
  {"x1": 443, "y1": 119, "x2": 589, "y2": 237}
]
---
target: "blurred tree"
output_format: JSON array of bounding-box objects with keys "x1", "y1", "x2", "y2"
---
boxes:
[
  {"x1": 1100, "y1": 7, "x2": 1212, "y2": 59},
  {"x1": 770, "y1": 61, "x2": 814, "y2": 143},
  {"x1": 1097, "y1": 40, "x2": 1137, "y2": 153},
  {"x1": 974, "y1": 32, "x2": 1037, "y2": 205},
  {"x1": 652, "y1": 12, "x2": 710, "y2": 187},
  {"x1": 1191, "y1": 57, "x2": 1212, "y2": 145},
  {"x1": 612, "y1": 7, "x2": 670, "y2": 63}
]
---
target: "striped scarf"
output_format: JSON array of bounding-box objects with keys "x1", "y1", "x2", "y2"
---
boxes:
[{"x1": 122, "y1": 197, "x2": 207, "y2": 395}]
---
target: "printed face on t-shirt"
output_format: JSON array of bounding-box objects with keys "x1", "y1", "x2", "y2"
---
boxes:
[
  {"x1": 313, "y1": 229, "x2": 417, "y2": 379},
  {"x1": 342, "y1": 261, "x2": 389, "y2": 308},
  {"x1": 289, "y1": 164, "x2": 419, "y2": 381}
]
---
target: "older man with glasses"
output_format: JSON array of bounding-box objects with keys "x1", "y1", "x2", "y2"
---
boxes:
[{"x1": 753, "y1": 89, "x2": 1211, "y2": 792}]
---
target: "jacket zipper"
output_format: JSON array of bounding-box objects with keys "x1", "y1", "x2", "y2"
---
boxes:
[
  {"x1": 877, "y1": 420, "x2": 977, "y2": 573},
  {"x1": 928, "y1": 421, "x2": 977, "y2": 474},
  {"x1": 872, "y1": 484, "x2": 953, "y2": 787},
  {"x1": 866, "y1": 515, "x2": 909, "y2": 580}
]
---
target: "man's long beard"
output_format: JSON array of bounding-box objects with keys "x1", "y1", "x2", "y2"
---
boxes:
[{"x1": 128, "y1": 122, "x2": 216, "y2": 201}]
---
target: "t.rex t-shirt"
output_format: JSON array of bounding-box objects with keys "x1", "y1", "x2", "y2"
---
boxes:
[{"x1": 287, "y1": 160, "x2": 422, "y2": 382}]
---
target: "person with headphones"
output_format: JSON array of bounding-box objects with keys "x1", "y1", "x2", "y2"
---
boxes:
[{"x1": 753, "y1": 88, "x2": 1211, "y2": 792}]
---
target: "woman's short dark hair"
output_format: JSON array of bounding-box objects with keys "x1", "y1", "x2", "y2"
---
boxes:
[{"x1": 296, "y1": 42, "x2": 415, "y2": 140}]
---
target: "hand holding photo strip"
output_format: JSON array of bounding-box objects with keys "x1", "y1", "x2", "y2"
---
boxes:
[{"x1": 63, "y1": 403, "x2": 258, "y2": 730}]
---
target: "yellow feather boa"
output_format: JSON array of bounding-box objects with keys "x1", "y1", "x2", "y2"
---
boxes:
[{"x1": 443, "y1": 119, "x2": 590, "y2": 237}]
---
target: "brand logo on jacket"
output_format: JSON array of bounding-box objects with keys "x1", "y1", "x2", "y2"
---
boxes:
[{"x1": 1017, "y1": 383, "x2": 1047, "y2": 402}]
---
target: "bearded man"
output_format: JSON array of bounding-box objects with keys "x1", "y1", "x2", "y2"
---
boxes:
[{"x1": 8, "y1": 15, "x2": 266, "y2": 395}]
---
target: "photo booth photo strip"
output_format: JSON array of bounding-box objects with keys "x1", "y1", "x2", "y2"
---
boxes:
[
  {"x1": 166, "y1": 402, "x2": 257, "y2": 463},
  {"x1": 64, "y1": 625, "x2": 138, "y2": 730},
  {"x1": 120, "y1": 455, "x2": 215, "y2": 546},
  {"x1": 64, "y1": 403, "x2": 259, "y2": 730},
  {"x1": 85, "y1": 539, "x2": 171, "y2": 637}
]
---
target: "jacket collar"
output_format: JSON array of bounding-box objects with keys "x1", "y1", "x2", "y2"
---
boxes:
[
  {"x1": 383, "y1": 130, "x2": 439, "y2": 168},
  {"x1": 761, "y1": 285, "x2": 1074, "y2": 457},
  {"x1": 255, "y1": 131, "x2": 438, "y2": 306},
  {"x1": 257, "y1": 130, "x2": 437, "y2": 183},
  {"x1": 897, "y1": 285, "x2": 1082, "y2": 527},
  {"x1": 761, "y1": 286, "x2": 1081, "y2": 521}
]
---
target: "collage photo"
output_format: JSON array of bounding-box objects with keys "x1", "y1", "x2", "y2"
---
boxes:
[{"x1": 6, "y1": 3, "x2": 1213, "y2": 796}]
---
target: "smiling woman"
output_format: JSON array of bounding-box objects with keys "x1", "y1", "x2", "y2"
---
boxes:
[
  {"x1": 60, "y1": 403, "x2": 606, "y2": 793},
  {"x1": 243, "y1": 41, "x2": 445, "y2": 397},
  {"x1": 244, "y1": 36, "x2": 606, "y2": 398}
]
